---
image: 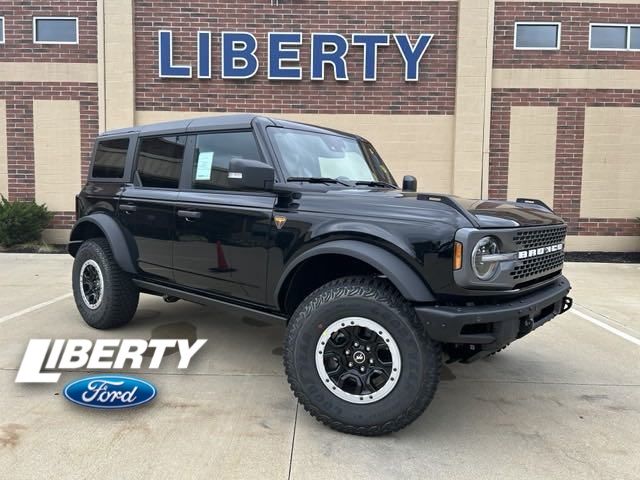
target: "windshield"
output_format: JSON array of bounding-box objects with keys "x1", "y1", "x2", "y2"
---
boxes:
[{"x1": 267, "y1": 127, "x2": 396, "y2": 185}]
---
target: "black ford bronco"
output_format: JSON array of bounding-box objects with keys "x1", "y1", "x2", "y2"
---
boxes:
[{"x1": 69, "y1": 114, "x2": 572, "y2": 435}]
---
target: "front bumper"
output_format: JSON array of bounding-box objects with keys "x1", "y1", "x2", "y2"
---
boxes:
[{"x1": 415, "y1": 275, "x2": 571, "y2": 361}]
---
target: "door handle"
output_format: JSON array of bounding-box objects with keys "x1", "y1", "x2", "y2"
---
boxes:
[
  {"x1": 177, "y1": 210, "x2": 202, "y2": 220},
  {"x1": 119, "y1": 204, "x2": 137, "y2": 213}
]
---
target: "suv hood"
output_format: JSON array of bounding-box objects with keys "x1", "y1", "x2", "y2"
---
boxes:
[
  {"x1": 301, "y1": 189, "x2": 564, "y2": 228},
  {"x1": 452, "y1": 197, "x2": 563, "y2": 228}
]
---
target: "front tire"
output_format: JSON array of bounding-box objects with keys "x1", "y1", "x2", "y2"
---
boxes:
[
  {"x1": 284, "y1": 276, "x2": 441, "y2": 436},
  {"x1": 72, "y1": 238, "x2": 139, "y2": 329}
]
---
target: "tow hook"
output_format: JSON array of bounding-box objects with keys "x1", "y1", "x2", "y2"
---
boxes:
[
  {"x1": 561, "y1": 296, "x2": 573, "y2": 314},
  {"x1": 519, "y1": 317, "x2": 535, "y2": 336}
]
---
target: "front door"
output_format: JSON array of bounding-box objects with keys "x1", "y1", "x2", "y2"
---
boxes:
[
  {"x1": 172, "y1": 130, "x2": 275, "y2": 305},
  {"x1": 117, "y1": 134, "x2": 187, "y2": 281}
]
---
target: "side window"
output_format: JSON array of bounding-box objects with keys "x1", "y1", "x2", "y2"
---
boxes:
[
  {"x1": 192, "y1": 131, "x2": 261, "y2": 190},
  {"x1": 92, "y1": 138, "x2": 129, "y2": 179},
  {"x1": 135, "y1": 136, "x2": 186, "y2": 189}
]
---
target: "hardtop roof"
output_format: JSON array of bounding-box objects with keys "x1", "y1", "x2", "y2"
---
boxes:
[{"x1": 98, "y1": 114, "x2": 364, "y2": 141}]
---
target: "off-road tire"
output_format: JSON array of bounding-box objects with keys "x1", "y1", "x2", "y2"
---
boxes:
[
  {"x1": 72, "y1": 238, "x2": 139, "y2": 329},
  {"x1": 284, "y1": 276, "x2": 441, "y2": 436}
]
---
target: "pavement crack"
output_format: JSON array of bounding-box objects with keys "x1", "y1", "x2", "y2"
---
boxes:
[
  {"x1": 440, "y1": 379, "x2": 640, "y2": 387},
  {"x1": 0, "y1": 367, "x2": 282, "y2": 378},
  {"x1": 558, "y1": 446, "x2": 599, "y2": 475},
  {"x1": 1, "y1": 368, "x2": 638, "y2": 386},
  {"x1": 287, "y1": 403, "x2": 299, "y2": 480}
]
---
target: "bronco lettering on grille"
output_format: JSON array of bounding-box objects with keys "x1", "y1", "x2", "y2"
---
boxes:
[{"x1": 517, "y1": 243, "x2": 564, "y2": 260}]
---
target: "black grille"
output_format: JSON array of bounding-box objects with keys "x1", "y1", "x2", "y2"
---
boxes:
[
  {"x1": 509, "y1": 225, "x2": 567, "y2": 281},
  {"x1": 513, "y1": 225, "x2": 567, "y2": 250},
  {"x1": 510, "y1": 250, "x2": 564, "y2": 280}
]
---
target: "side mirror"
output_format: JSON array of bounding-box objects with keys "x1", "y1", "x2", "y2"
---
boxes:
[
  {"x1": 227, "y1": 158, "x2": 275, "y2": 191},
  {"x1": 402, "y1": 175, "x2": 417, "y2": 192}
]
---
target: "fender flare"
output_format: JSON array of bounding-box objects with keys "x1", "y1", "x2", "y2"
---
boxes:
[
  {"x1": 275, "y1": 240, "x2": 435, "y2": 305},
  {"x1": 68, "y1": 213, "x2": 138, "y2": 274}
]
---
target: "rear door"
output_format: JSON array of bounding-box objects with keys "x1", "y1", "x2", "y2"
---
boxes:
[
  {"x1": 118, "y1": 135, "x2": 187, "y2": 281},
  {"x1": 173, "y1": 130, "x2": 276, "y2": 305}
]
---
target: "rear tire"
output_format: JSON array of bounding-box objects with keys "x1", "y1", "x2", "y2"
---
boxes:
[
  {"x1": 72, "y1": 238, "x2": 139, "y2": 329},
  {"x1": 284, "y1": 276, "x2": 441, "y2": 436}
]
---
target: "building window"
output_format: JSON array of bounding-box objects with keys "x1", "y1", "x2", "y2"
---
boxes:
[
  {"x1": 0, "y1": 17, "x2": 5, "y2": 44},
  {"x1": 33, "y1": 17, "x2": 78, "y2": 44},
  {"x1": 92, "y1": 138, "x2": 130, "y2": 179},
  {"x1": 135, "y1": 136, "x2": 186, "y2": 189},
  {"x1": 590, "y1": 24, "x2": 640, "y2": 51},
  {"x1": 514, "y1": 22, "x2": 561, "y2": 50},
  {"x1": 630, "y1": 27, "x2": 640, "y2": 50}
]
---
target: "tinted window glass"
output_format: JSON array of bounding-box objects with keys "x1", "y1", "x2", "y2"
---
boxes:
[
  {"x1": 92, "y1": 138, "x2": 129, "y2": 178},
  {"x1": 515, "y1": 24, "x2": 559, "y2": 49},
  {"x1": 136, "y1": 136, "x2": 186, "y2": 188},
  {"x1": 630, "y1": 27, "x2": 640, "y2": 50},
  {"x1": 192, "y1": 131, "x2": 261, "y2": 190},
  {"x1": 34, "y1": 18, "x2": 77, "y2": 43},
  {"x1": 591, "y1": 25, "x2": 627, "y2": 49},
  {"x1": 0, "y1": 18, "x2": 5, "y2": 43}
]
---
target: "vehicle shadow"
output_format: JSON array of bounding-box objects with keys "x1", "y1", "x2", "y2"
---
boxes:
[{"x1": 64, "y1": 293, "x2": 567, "y2": 440}]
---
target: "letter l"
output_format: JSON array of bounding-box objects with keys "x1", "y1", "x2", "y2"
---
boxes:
[{"x1": 15, "y1": 339, "x2": 61, "y2": 383}]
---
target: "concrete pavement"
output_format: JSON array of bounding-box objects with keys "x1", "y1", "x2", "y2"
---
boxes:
[{"x1": 0, "y1": 255, "x2": 638, "y2": 480}]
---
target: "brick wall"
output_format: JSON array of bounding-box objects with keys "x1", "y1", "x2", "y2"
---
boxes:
[
  {"x1": 1, "y1": 82, "x2": 99, "y2": 227},
  {"x1": 0, "y1": 0, "x2": 97, "y2": 63},
  {"x1": 50, "y1": 211, "x2": 76, "y2": 229},
  {"x1": 134, "y1": 0, "x2": 457, "y2": 114},
  {"x1": 0, "y1": 1, "x2": 98, "y2": 230},
  {"x1": 490, "y1": 2, "x2": 640, "y2": 240},
  {"x1": 489, "y1": 88, "x2": 640, "y2": 237},
  {"x1": 494, "y1": 2, "x2": 640, "y2": 69}
]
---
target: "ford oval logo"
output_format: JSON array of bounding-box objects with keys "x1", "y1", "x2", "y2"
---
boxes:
[{"x1": 63, "y1": 375, "x2": 156, "y2": 409}]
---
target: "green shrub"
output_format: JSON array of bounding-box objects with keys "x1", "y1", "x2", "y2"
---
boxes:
[{"x1": 0, "y1": 196, "x2": 53, "y2": 247}]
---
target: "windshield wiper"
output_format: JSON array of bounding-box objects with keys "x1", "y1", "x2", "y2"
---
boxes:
[
  {"x1": 354, "y1": 180, "x2": 398, "y2": 189},
  {"x1": 287, "y1": 176, "x2": 353, "y2": 187}
]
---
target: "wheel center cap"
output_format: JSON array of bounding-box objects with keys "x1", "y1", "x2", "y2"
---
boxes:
[{"x1": 352, "y1": 351, "x2": 366, "y2": 364}]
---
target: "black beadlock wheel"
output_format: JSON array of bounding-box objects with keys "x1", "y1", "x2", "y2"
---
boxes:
[
  {"x1": 284, "y1": 276, "x2": 441, "y2": 436},
  {"x1": 72, "y1": 238, "x2": 139, "y2": 329}
]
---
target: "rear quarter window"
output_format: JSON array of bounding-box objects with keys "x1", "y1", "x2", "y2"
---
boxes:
[{"x1": 92, "y1": 138, "x2": 130, "y2": 178}]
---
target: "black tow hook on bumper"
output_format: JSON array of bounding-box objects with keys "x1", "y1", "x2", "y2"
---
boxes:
[
  {"x1": 414, "y1": 276, "x2": 572, "y2": 363},
  {"x1": 561, "y1": 295, "x2": 573, "y2": 314}
]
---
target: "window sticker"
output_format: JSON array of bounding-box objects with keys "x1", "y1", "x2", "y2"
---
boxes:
[{"x1": 196, "y1": 151, "x2": 214, "y2": 180}]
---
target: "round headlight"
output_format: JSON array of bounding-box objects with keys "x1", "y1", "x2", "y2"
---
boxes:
[{"x1": 472, "y1": 236, "x2": 500, "y2": 281}]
